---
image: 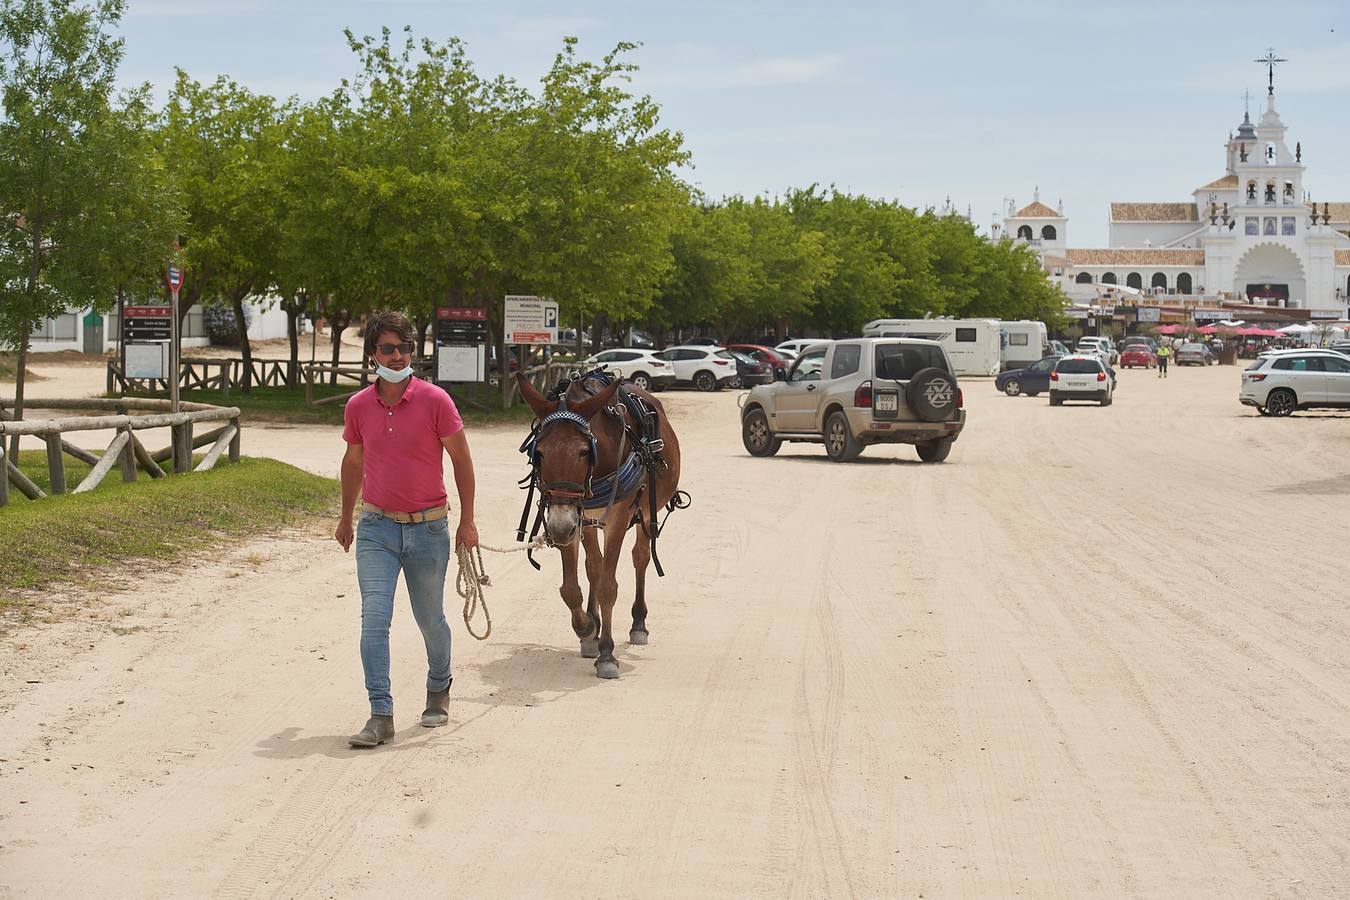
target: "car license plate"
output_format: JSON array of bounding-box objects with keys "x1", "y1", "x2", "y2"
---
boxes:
[{"x1": 875, "y1": 393, "x2": 898, "y2": 412}]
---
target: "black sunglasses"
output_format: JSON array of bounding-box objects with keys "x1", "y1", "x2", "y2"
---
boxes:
[{"x1": 375, "y1": 342, "x2": 416, "y2": 355}]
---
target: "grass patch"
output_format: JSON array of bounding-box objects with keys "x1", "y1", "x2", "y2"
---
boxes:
[
  {"x1": 0, "y1": 456, "x2": 339, "y2": 626},
  {"x1": 117, "y1": 381, "x2": 538, "y2": 428}
]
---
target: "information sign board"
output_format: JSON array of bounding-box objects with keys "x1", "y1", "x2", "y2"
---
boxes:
[
  {"x1": 504, "y1": 295, "x2": 558, "y2": 345},
  {"x1": 125, "y1": 342, "x2": 168, "y2": 379},
  {"x1": 434, "y1": 307, "x2": 489, "y2": 382}
]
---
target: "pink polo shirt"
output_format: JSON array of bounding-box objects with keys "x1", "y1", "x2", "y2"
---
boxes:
[{"x1": 342, "y1": 377, "x2": 464, "y2": 513}]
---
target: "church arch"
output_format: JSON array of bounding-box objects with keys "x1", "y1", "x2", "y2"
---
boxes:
[
  {"x1": 1101, "y1": 272, "x2": 1117, "y2": 285},
  {"x1": 1075, "y1": 272, "x2": 1093, "y2": 284},
  {"x1": 1177, "y1": 272, "x2": 1193, "y2": 294},
  {"x1": 1151, "y1": 272, "x2": 1168, "y2": 291},
  {"x1": 1233, "y1": 242, "x2": 1306, "y2": 306},
  {"x1": 1041, "y1": 225, "x2": 1057, "y2": 241},
  {"x1": 1017, "y1": 225, "x2": 1033, "y2": 240},
  {"x1": 1126, "y1": 272, "x2": 1143, "y2": 290}
]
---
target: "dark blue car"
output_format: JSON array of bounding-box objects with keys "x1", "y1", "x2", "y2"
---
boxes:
[{"x1": 996, "y1": 356, "x2": 1058, "y2": 397}]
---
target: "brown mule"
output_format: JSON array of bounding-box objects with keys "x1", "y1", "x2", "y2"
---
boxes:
[{"x1": 516, "y1": 374, "x2": 683, "y2": 678}]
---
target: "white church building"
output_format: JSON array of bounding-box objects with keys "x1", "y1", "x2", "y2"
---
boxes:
[{"x1": 997, "y1": 61, "x2": 1350, "y2": 320}]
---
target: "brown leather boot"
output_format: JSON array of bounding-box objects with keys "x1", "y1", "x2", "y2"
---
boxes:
[
  {"x1": 348, "y1": 715, "x2": 394, "y2": 747},
  {"x1": 421, "y1": 685, "x2": 451, "y2": 727}
]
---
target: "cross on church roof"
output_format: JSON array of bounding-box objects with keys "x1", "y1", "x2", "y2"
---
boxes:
[{"x1": 1254, "y1": 49, "x2": 1286, "y2": 95}]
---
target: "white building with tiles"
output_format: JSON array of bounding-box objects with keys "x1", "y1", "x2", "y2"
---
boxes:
[{"x1": 996, "y1": 69, "x2": 1350, "y2": 318}]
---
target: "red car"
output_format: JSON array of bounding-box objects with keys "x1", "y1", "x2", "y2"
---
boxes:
[
  {"x1": 1119, "y1": 347, "x2": 1156, "y2": 369},
  {"x1": 725, "y1": 343, "x2": 794, "y2": 375}
]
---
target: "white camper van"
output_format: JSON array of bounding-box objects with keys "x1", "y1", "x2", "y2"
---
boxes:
[
  {"x1": 999, "y1": 320, "x2": 1049, "y2": 371},
  {"x1": 861, "y1": 318, "x2": 1001, "y2": 376}
]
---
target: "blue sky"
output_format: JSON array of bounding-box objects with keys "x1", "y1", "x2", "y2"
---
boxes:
[{"x1": 116, "y1": 0, "x2": 1350, "y2": 246}]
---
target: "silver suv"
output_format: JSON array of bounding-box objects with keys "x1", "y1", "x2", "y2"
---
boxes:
[{"x1": 740, "y1": 338, "x2": 965, "y2": 462}]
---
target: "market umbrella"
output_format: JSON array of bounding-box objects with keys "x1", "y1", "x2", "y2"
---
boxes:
[
  {"x1": 1278, "y1": 323, "x2": 1315, "y2": 334},
  {"x1": 1197, "y1": 325, "x2": 1218, "y2": 335}
]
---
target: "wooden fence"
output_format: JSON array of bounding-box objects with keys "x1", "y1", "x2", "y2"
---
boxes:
[
  {"x1": 0, "y1": 398, "x2": 242, "y2": 507},
  {"x1": 107, "y1": 357, "x2": 378, "y2": 398}
]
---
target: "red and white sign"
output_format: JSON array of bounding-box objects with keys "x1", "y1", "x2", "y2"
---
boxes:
[
  {"x1": 436, "y1": 307, "x2": 489, "y2": 320},
  {"x1": 124, "y1": 306, "x2": 172, "y2": 318},
  {"x1": 509, "y1": 331, "x2": 552, "y2": 344},
  {"x1": 166, "y1": 266, "x2": 183, "y2": 292}
]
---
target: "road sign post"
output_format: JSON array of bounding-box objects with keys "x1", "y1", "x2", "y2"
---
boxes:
[
  {"x1": 504, "y1": 295, "x2": 559, "y2": 345},
  {"x1": 166, "y1": 265, "x2": 184, "y2": 413}
]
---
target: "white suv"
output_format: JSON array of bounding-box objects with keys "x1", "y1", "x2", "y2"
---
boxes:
[
  {"x1": 1075, "y1": 337, "x2": 1118, "y2": 366},
  {"x1": 1049, "y1": 355, "x2": 1113, "y2": 406},
  {"x1": 659, "y1": 345, "x2": 740, "y2": 391},
  {"x1": 582, "y1": 349, "x2": 675, "y2": 391},
  {"x1": 1239, "y1": 349, "x2": 1350, "y2": 416}
]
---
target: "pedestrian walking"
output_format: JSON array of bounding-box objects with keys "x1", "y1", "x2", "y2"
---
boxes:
[
  {"x1": 1156, "y1": 343, "x2": 1170, "y2": 377},
  {"x1": 335, "y1": 311, "x2": 478, "y2": 748}
]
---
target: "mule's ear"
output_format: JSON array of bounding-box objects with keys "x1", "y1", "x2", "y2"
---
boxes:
[
  {"x1": 517, "y1": 374, "x2": 554, "y2": 420},
  {"x1": 572, "y1": 379, "x2": 621, "y2": 420}
]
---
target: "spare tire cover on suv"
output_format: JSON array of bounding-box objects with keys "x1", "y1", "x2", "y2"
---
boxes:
[{"x1": 906, "y1": 367, "x2": 958, "y2": 422}]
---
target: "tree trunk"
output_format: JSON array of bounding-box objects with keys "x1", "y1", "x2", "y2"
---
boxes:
[
  {"x1": 231, "y1": 293, "x2": 253, "y2": 393},
  {"x1": 284, "y1": 295, "x2": 302, "y2": 388},
  {"x1": 776, "y1": 319, "x2": 789, "y2": 343},
  {"x1": 329, "y1": 315, "x2": 348, "y2": 386},
  {"x1": 592, "y1": 313, "x2": 607, "y2": 356},
  {"x1": 415, "y1": 316, "x2": 431, "y2": 358},
  {"x1": 8, "y1": 319, "x2": 31, "y2": 461}
]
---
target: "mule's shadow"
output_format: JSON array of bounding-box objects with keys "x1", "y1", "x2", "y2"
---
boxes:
[{"x1": 459, "y1": 641, "x2": 637, "y2": 709}]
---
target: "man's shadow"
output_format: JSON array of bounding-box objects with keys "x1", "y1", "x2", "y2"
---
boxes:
[{"x1": 253, "y1": 642, "x2": 634, "y2": 760}]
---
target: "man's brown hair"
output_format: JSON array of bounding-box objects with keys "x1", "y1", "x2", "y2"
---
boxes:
[{"x1": 364, "y1": 311, "x2": 416, "y2": 357}]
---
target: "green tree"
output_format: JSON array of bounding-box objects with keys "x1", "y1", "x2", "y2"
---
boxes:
[
  {"x1": 161, "y1": 70, "x2": 287, "y2": 392},
  {"x1": 0, "y1": 0, "x2": 178, "y2": 458}
]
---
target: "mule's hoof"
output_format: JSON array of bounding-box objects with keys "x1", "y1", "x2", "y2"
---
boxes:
[
  {"x1": 580, "y1": 639, "x2": 600, "y2": 659},
  {"x1": 628, "y1": 629, "x2": 649, "y2": 646},
  {"x1": 595, "y1": 659, "x2": 620, "y2": 679}
]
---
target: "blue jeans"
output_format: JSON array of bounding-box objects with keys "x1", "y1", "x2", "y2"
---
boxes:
[{"x1": 355, "y1": 511, "x2": 453, "y2": 716}]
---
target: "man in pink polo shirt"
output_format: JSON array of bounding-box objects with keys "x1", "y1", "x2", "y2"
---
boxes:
[{"x1": 335, "y1": 310, "x2": 478, "y2": 748}]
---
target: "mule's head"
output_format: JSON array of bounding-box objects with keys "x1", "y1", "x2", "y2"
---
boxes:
[{"x1": 518, "y1": 375, "x2": 621, "y2": 546}]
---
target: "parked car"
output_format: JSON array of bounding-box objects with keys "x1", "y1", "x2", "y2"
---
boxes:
[
  {"x1": 1239, "y1": 350, "x2": 1350, "y2": 415},
  {"x1": 726, "y1": 343, "x2": 795, "y2": 379},
  {"x1": 776, "y1": 338, "x2": 831, "y2": 356},
  {"x1": 995, "y1": 356, "x2": 1058, "y2": 397},
  {"x1": 727, "y1": 350, "x2": 773, "y2": 387},
  {"x1": 1119, "y1": 346, "x2": 1157, "y2": 369},
  {"x1": 581, "y1": 348, "x2": 675, "y2": 391},
  {"x1": 1176, "y1": 342, "x2": 1216, "y2": 366},
  {"x1": 1120, "y1": 336, "x2": 1158, "y2": 352},
  {"x1": 1075, "y1": 337, "x2": 1118, "y2": 366},
  {"x1": 740, "y1": 338, "x2": 965, "y2": 463},
  {"x1": 683, "y1": 336, "x2": 722, "y2": 347},
  {"x1": 1327, "y1": 339, "x2": 1350, "y2": 356},
  {"x1": 1049, "y1": 355, "x2": 1114, "y2": 406},
  {"x1": 658, "y1": 345, "x2": 740, "y2": 391},
  {"x1": 1048, "y1": 340, "x2": 1072, "y2": 357}
]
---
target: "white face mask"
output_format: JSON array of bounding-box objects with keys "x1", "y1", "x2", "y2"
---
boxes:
[{"x1": 375, "y1": 363, "x2": 413, "y2": 383}]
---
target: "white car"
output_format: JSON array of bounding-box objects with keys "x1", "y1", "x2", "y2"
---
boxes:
[
  {"x1": 1075, "y1": 337, "x2": 1118, "y2": 366},
  {"x1": 776, "y1": 338, "x2": 831, "y2": 356},
  {"x1": 1239, "y1": 349, "x2": 1350, "y2": 416},
  {"x1": 582, "y1": 349, "x2": 675, "y2": 392},
  {"x1": 658, "y1": 345, "x2": 740, "y2": 391},
  {"x1": 1049, "y1": 355, "x2": 1114, "y2": 406}
]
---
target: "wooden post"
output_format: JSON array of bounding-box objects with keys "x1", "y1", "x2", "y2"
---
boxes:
[
  {"x1": 72, "y1": 431, "x2": 130, "y2": 494},
  {"x1": 171, "y1": 424, "x2": 189, "y2": 473},
  {"x1": 304, "y1": 364, "x2": 314, "y2": 405},
  {"x1": 130, "y1": 434, "x2": 166, "y2": 478},
  {"x1": 194, "y1": 424, "x2": 237, "y2": 472},
  {"x1": 6, "y1": 458, "x2": 47, "y2": 500},
  {"x1": 45, "y1": 434, "x2": 66, "y2": 495},
  {"x1": 0, "y1": 445, "x2": 9, "y2": 506},
  {"x1": 228, "y1": 417, "x2": 241, "y2": 463},
  {"x1": 120, "y1": 425, "x2": 137, "y2": 483},
  {"x1": 151, "y1": 425, "x2": 227, "y2": 464}
]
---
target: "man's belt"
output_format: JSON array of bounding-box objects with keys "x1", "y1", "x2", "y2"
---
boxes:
[{"x1": 361, "y1": 502, "x2": 448, "y2": 524}]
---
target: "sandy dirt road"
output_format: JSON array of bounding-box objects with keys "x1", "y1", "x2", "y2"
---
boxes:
[{"x1": 3, "y1": 363, "x2": 1350, "y2": 898}]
